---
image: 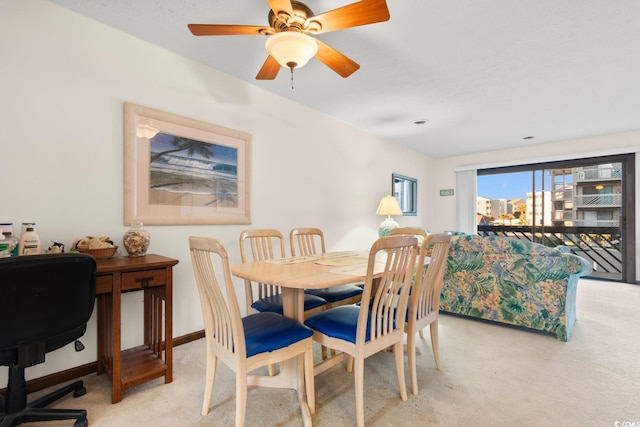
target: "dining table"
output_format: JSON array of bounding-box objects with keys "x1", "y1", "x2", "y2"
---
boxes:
[{"x1": 230, "y1": 250, "x2": 381, "y2": 427}]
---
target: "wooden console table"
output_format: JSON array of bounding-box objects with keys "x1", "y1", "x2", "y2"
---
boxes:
[{"x1": 95, "y1": 254, "x2": 179, "y2": 403}]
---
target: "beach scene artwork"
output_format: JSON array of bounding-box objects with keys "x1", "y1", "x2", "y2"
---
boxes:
[
  {"x1": 148, "y1": 133, "x2": 238, "y2": 208},
  {"x1": 124, "y1": 102, "x2": 251, "y2": 225}
]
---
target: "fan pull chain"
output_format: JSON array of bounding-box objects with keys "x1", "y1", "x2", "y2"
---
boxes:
[{"x1": 287, "y1": 62, "x2": 296, "y2": 90}]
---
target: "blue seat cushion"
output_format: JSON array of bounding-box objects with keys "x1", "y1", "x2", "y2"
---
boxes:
[
  {"x1": 304, "y1": 284, "x2": 363, "y2": 303},
  {"x1": 242, "y1": 312, "x2": 313, "y2": 357},
  {"x1": 304, "y1": 305, "x2": 371, "y2": 343},
  {"x1": 251, "y1": 293, "x2": 327, "y2": 314}
]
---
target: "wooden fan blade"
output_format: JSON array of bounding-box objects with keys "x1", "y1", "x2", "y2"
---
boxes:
[
  {"x1": 314, "y1": 39, "x2": 360, "y2": 78},
  {"x1": 188, "y1": 24, "x2": 270, "y2": 36},
  {"x1": 256, "y1": 55, "x2": 282, "y2": 80},
  {"x1": 267, "y1": 0, "x2": 294, "y2": 16},
  {"x1": 312, "y1": 0, "x2": 390, "y2": 34}
]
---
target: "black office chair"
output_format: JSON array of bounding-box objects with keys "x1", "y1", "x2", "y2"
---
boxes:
[{"x1": 0, "y1": 253, "x2": 96, "y2": 427}]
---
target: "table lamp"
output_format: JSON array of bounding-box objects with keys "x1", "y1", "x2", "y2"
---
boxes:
[{"x1": 376, "y1": 195, "x2": 403, "y2": 237}]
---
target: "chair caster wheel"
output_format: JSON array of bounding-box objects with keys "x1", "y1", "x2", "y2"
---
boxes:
[
  {"x1": 73, "y1": 387, "x2": 87, "y2": 398},
  {"x1": 73, "y1": 419, "x2": 88, "y2": 427}
]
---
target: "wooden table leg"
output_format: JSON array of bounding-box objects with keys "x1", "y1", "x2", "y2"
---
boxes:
[
  {"x1": 111, "y1": 275, "x2": 122, "y2": 404},
  {"x1": 281, "y1": 288, "x2": 312, "y2": 427},
  {"x1": 164, "y1": 271, "x2": 173, "y2": 384},
  {"x1": 96, "y1": 295, "x2": 106, "y2": 375}
]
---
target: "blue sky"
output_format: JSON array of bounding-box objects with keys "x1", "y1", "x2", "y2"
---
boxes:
[
  {"x1": 150, "y1": 133, "x2": 238, "y2": 165},
  {"x1": 477, "y1": 171, "x2": 537, "y2": 200}
]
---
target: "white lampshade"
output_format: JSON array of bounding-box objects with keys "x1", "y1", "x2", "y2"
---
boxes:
[
  {"x1": 265, "y1": 31, "x2": 318, "y2": 70},
  {"x1": 376, "y1": 196, "x2": 403, "y2": 217},
  {"x1": 376, "y1": 196, "x2": 403, "y2": 237}
]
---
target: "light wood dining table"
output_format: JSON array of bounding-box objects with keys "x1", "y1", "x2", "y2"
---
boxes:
[{"x1": 230, "y1": 251, "x2": 375, "y2": 427}]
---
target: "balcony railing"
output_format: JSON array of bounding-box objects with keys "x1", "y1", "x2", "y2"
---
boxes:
[
  {"x1": 551, "y1": 190, "x2": 573, "y2": 201},
  {"x1": 574, "y1": 167, "x2": 622, "y2": 182},
  {"x1": 572, "y1": 219, "x2": 619, "y2": 227},
  {"x1": 477, "y1": 225, "x2": 622, "y2": 280},
  {"x1": 573, "y1": 194, "x2": 621, "y2": 207},
  {"x1": 552, "y1": 210, "x2": 574, "y2": 221}
]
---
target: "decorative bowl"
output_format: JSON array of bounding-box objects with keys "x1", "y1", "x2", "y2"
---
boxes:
[{"x1": 76, "y1": 246, "x2": 118, "y2": 260}]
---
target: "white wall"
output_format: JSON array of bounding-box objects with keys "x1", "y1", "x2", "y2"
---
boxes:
[{"x1": 0, "y1": 0, "x2": 433, "y2": 382}]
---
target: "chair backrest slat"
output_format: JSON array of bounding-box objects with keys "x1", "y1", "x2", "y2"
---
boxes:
[
  {"x1": 358, "y1": 235, "x2": 418, "y2": 345},
  {"x1": 289, "y1": 227, "x2": 326, "y2": 257},
  {"x1": 388, "y1": 227, "x2": 427, "y2": 238},
  {"x1": 239, "y1": 229, "x2": 286, "y2": 311},
  {"x1": 189, "y1": 236, "x2": 245, "y2": 358},
  {"x1": 412, "y1": 234, "x2": 452, "y2": 319},
  {"x1": 240, "y1": 229, "x2": 286, "y2": 262}
]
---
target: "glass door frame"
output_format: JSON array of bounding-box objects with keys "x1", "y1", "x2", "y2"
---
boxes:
[{"x1": 477, "y1": 153, "x2": 635, "y2": 283}]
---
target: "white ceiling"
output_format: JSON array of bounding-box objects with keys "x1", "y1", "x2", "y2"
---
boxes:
[{"x1": 49, "y1": 0, "x2": 640, "y2": 158}]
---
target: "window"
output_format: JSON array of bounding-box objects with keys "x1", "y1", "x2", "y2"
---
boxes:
[
  {"x1": 392, "y1": 174, "x2": 417, "y2": 216},
  {"x1": 476, "y1": 153, "x2": 635, "y2": 283}
]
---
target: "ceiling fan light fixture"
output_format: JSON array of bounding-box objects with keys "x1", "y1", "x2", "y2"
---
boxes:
[{"x1": 265, "y1": 31, "x2": 318, "y2": 70}]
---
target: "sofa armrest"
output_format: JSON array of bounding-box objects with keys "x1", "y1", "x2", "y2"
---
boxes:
[{"x1": 556, "y1": 246, "x2": 593, "y2": 277}]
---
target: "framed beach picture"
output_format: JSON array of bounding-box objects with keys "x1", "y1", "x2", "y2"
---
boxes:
[{"x1": 124, "y1": 102, "x2": 251, "y2": 225}]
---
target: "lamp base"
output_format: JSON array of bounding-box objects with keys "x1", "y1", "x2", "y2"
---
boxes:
[{"x1": 378, "y1": 218, "x2": 399, "y2": 237}]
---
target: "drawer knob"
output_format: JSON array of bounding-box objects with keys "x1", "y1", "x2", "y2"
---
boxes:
[{"x1": 136, "y1": 276, "x2": 154, "y2": 287}]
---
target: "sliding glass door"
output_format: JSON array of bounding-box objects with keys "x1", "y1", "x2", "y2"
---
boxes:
[{"x1": 477, "y1": 153, "x2": 635, "y2": 283}]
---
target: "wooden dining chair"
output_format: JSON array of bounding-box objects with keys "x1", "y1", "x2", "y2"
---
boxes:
[
  {"x1": 388, "y1": 226, "x2": 428, "y2": 335},
  {"x1": 239, "y1": 228, "x2": 326, "y2": 316},
  {"x1": 405, "y1": 233, "x2": 451, "y2": 395},
  {"x1": 189, "y1": 236, "x2": 315, "y2": 427},
  {"x1": 289, "y1": 227, "x2": 363, "y2": 308},
  {"x1": 304, "y1": 235, "x2": 419, "y2": 427},
  {"x1": 388, "y1": 226, "x2": 427, "y2": 241}
]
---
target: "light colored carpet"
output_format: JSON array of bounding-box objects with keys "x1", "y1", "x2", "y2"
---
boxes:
[{"x1": 27, "y1": 279, "x2": 640, "y2": 426}]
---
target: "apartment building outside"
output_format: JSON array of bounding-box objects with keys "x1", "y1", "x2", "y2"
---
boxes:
[
  {"x1": 526, "y1": 190, "x2": 552, "y2": 226},
  {"x1": 490, "y1": 199, "x2": 508, "y2": 220},
  {"x1": 477, "y1": 196, "x2": 491, "y2": 218},
  {"x1": 550, "y1": 163, "x2": 622, "y2": 227}
]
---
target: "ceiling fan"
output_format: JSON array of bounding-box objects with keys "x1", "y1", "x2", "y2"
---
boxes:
[{"x1": 188, "y1": 0, "x2": 390, "y2": 80}]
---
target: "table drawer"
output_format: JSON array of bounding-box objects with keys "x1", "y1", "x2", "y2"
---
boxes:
[
  {"x1": 96, "y1": 274, "x2": 113, "y2": 294},
  {"x1": 121, "y1": 269, "x2": 166, "y2": 291}
]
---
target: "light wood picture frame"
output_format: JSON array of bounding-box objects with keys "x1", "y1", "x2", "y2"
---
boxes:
[{"x1": 124, "y1": 102, "x2": 251, "y2": 225}]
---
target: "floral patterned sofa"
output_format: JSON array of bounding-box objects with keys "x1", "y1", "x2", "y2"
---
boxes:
[{"x1": 440, "y1": 235, "x2": 592, "y2": 341}]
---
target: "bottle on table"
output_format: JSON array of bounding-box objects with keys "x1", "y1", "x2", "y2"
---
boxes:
[
  {"x1": 18, "y1": 222, "x2": 41, "y2": 256},
  {"x1": 0, "y1": 223, "x2": 19, "y2": 257},
  {"x1": 0, "y1": 233, "x2": 9, "y2": 258}
]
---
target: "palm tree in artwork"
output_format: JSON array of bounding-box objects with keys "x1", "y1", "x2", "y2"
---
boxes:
[{"x1": 150, "y1": 137, "x2": 214, "y2": 163}]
